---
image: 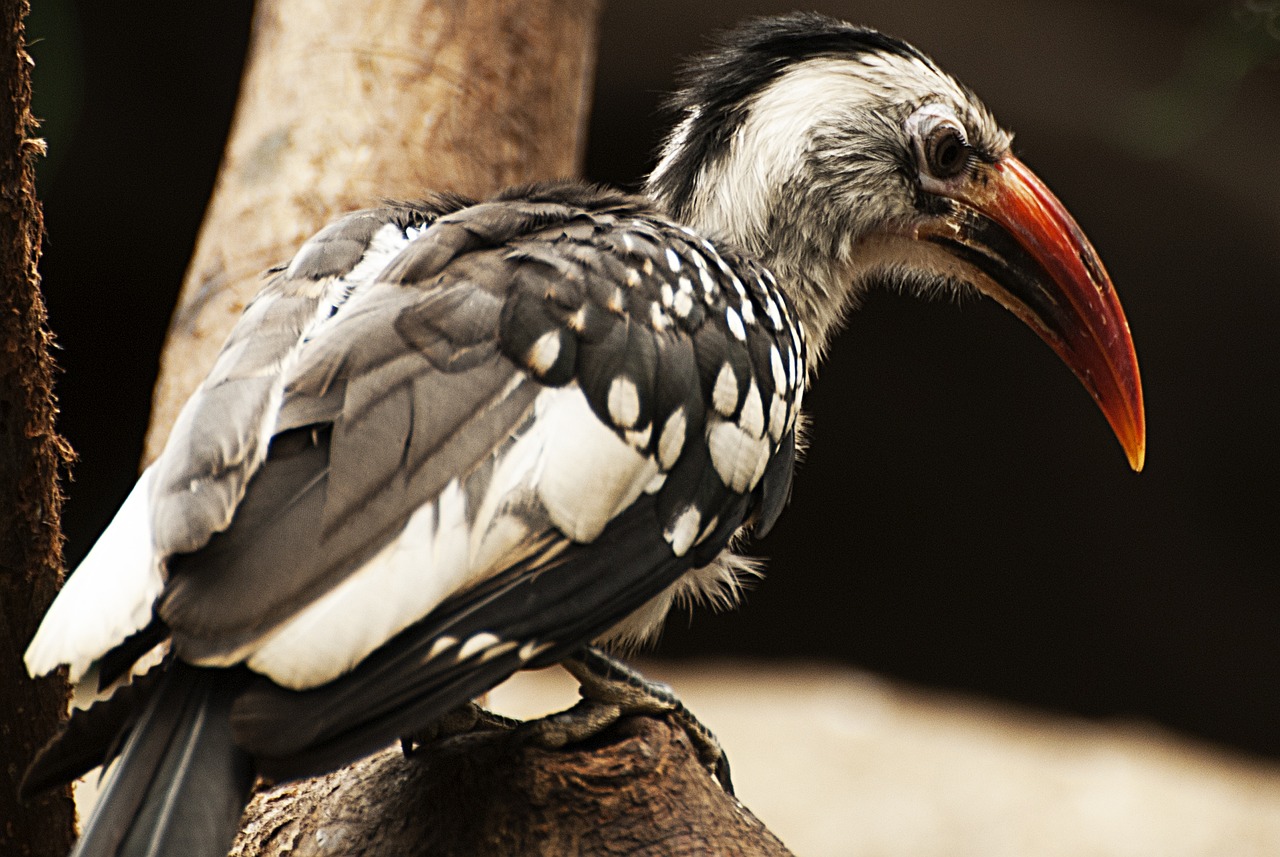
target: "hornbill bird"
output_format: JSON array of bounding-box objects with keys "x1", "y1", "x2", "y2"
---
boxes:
[{"x1": 24, "y1": 12, "x2": 1144, "y2": 857}]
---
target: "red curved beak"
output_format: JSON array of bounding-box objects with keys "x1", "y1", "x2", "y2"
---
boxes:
[{"x1": 926, "y1": 156, "x2": 1146, "y2": 471}]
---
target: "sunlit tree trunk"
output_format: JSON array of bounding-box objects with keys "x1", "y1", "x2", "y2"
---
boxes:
[
  {"x1": 0, "y1": 0, "x2": 77, "y2": 853},
  {"x1": 144, "y1": 0, "x2": 604, "y2": 463}
]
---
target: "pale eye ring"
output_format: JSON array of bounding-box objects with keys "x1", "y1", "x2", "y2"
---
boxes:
[{"x1": 923, "y1": 123, "x2": 969, "y2": 180}]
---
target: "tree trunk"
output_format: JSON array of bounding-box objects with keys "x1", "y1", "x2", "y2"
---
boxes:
[
  {"x1": 143, "y1": 0, "x2": 602, "y2": 463},
  {"x1": 0, "y1": 0, "x2": 77, "y2": 853}
]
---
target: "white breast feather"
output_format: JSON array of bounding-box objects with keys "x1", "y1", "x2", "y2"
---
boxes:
[{"x1": 599, "y1": 550, "x2": 762, "y2": 652}]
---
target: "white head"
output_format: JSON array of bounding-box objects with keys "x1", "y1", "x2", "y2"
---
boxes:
[{"x1": 647, "y1": 12, "x2": 1145, "y2": 470}]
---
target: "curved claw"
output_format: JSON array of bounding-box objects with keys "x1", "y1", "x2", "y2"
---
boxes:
[{"x1": 553, "y1": 647, "x2": 736, "y2": 793}]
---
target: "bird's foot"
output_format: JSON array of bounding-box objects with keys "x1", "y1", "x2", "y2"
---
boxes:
[
  {"x1": 400, "y1": 701, "x2": 520, "y2": 756},
  {"x1": 519, "y1": 646, "x2": 733, "y2": 794}
]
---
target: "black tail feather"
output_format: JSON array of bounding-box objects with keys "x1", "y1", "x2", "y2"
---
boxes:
[
  {"x1": 71, "y1": 663, "x2": 254, "y2": 857},
  {"x1": 21, "y1": 666, "x2": 164, "y2": 801}
]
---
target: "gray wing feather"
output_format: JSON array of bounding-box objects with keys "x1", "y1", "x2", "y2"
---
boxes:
[
  {"x1": 149, "y1": 201, "x2": 471, "y2": 561},
  {"x1": 160, "y1": 212, "x2": 551, "y2": 659},
  {"x1": 150, "y1": 270, "x2": 326, "y2": 558},
  {"x1": 156, "y1": 184, "x2": 806, "y2": 677}
]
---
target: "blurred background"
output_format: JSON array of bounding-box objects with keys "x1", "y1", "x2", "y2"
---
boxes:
[{"x1": 25, "y1": 0, "x2": 1280, "y2": 846}]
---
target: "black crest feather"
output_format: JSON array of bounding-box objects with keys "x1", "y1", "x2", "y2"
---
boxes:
[{"x1": 650, "y1": 12, "x2": 927, "y2": 218}]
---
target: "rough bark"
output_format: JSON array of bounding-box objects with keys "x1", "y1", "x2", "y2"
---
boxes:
[
  {"x1": 232, "y1": 716, "x2": 793, "y2": 857},
  {"x1": 143, "y1": 0, "x2": 602, "y2": 463},
  {"x1": 0, "y1": 0, "x2": 77, "y2": 853}
]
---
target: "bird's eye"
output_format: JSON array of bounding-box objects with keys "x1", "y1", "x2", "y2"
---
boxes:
[{"x1": 923, "y1": 124, "x2": 969, "y2": 180}]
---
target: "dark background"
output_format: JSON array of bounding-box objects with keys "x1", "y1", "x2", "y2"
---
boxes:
[{"x1": 27, "y1": 2, "x2": 1280, "y2": 758}]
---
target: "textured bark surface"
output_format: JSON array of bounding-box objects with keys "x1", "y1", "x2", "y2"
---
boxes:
[
  {"x1": 144, "y1": 0, "x2": 602, "y2": 462},
  {"x1": 0, "y1": 0, "x2": 77, "y2": 853},
  {"x1": 231, "y1": 715, "x2": 793, "y2": 857}
]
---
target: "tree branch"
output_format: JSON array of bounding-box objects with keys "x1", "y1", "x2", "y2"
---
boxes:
[{"x1": 232, "y1": 715, "x2": 793, "y2": 856}]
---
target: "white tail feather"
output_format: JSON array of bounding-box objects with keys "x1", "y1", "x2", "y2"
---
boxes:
[{"x1": 25, "y1": 468, "x2": 163, "y2": 681}]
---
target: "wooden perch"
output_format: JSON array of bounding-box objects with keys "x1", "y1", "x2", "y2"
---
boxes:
[
  {"x1": 231, "y1": 715, "x2": 793, "y2": 856},
  {"x1": 138, "y1": 1, "x2": 793, "y2": 852}
]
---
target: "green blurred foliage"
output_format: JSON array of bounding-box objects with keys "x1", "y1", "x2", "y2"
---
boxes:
[{"x1": 1124, "y1": 1, "x2": 1280, "y2": 157}]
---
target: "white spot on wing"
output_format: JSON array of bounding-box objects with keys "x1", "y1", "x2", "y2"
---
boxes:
[
  {"x1": 673, "y1": 290, "x2": 693, "y2": 318},
  {"x1": 518, "y1": 640, "x2": 554, "y2": 662},
  {"x1": 725, "y1": 307, "x2": 746, "y2": 341},
  {"x1": 708, "y1": 419, "x2": 771, "y2": 493},
  {"x1": 769, "y1": 394, "x2": 788, "y2": 442},
  {"x1": 712, "y1": 363, "x2": 738, "y2": 417},
  {"x1": 739, "y1": 380, "x2": 765, "y2": 438},
  {"x1": 665, "y1": 247, "x2": 682, "y2": 272},
  {"x1": 425, "y1": 635, "x2": 458, "y2": 662},
  {"x1": 750, "y1": 441, "x2": 772, "y2": 489},
  {"x1": 650, "y1": 303, "x2": 670, "y2": 330},
  {"x1": 644, "y1": 471, "x2": 667, "y2": 494},
  {"x1": 658, "y1": 407, "x2": 687, "y2": 470},
  {"x1": 458, "y1": 632, "x2": 502, "y2": 661},
  {"x1": 770, "y1": 345, "x2": 787, "y2": 393},
  {"x1": 665, "y1": 506, "x2": 701, "y2": 557},
  {"x1": 697, "y1": 515, "x2": 721, "y2": 545},
  {"x1": 607, "y1": 377, "x2": 641, "y2": 428},
  {"x1": 527, "y1": 330, "x2": 561, "y2": 375},
  {"x1": 765, "y1": 296, "x2": 783, "y2": 330},
  {"x1": 700, "y1": 267, "x2": 718, "y2": 295}
]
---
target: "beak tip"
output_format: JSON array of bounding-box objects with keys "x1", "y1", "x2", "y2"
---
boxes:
[{"x1": 1121, "y1": 419, "x2": 1146, "y2": 472}]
